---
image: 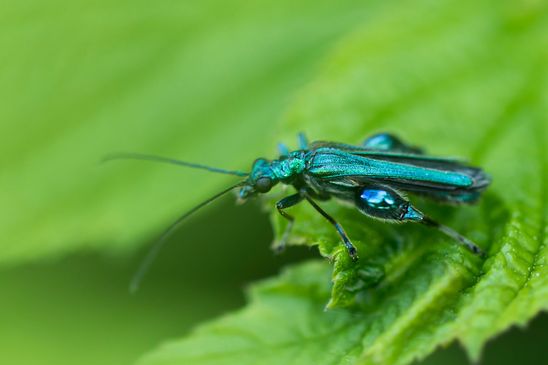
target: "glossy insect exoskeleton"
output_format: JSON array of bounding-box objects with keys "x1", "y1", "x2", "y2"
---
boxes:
[
  {"x1": 106, "y1": 132, "x2": 491, "y2": 291},
  {"x1": 236, "y1": 133, "x2": 490, "y2": 260}
]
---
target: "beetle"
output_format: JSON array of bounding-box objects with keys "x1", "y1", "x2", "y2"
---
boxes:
[{"x1": 105, "y1": 132, "x2": 491, "y2": 291}]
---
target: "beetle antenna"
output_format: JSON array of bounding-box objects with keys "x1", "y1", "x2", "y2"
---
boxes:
[
  {"x1": 102, "y1": 152, "x2": 249, "y2": 177},
  {"x1": 129, "y1": 181, "x2": 246, "y2": 293}
]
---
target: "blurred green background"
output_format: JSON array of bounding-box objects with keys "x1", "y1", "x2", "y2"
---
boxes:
[{"x1": 1, "y1": 1, "x2": 546, "y2": 365}]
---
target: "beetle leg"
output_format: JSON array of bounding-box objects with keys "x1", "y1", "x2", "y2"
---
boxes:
[
  {"x1": 297, "y1": 132, "x2": 309, "y2": 149},
  {"x1": 421, "y1": 217, "x2": 485, "y2": 257},
  {"x1": 305, "y1": 188, "x2": 331, "y2": 201},
  {"x1": 304, "y1": 195, "x2": 359, "y2": 261},
  {"x1": 273, "y1": 193, "x2": 304, "y2": 253},
  {"x1": 277, "y1": 143, "x2": 290, "y2": 157},
  {"x1": 362, "y1": 132, "x2": 423, "y2": 154},
  {"x1": 356, "y1": 185, "x2": 484, "y2": 256}
]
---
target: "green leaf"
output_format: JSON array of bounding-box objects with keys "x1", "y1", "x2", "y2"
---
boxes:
[
  {"x1": 0, "y1": 0, "x2": 373, "y2": 264},
  {"x1": 137, "y1": 261, "x2": 362, "y2": 365},
  {"x1": 139, "y1": 0, "x2": 547, "y2": 364}
]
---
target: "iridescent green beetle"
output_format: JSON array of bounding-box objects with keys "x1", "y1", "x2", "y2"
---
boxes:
[{"x1": 106, "y1": 132, "x2": 491, "y2": 291}]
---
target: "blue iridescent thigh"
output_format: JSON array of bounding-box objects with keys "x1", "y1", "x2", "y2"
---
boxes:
[{"x1": 356, "y1": 186, "x2": 423, "y2": 222}]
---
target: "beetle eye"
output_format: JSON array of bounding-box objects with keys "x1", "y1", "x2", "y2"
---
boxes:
[{"x1": 255, "y1": 177, "x2": 273, "y2": 193}]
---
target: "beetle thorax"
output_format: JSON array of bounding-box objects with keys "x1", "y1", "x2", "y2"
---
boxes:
[{"x1": 270, "y1": 153, "x2": 306, "y2": 182}]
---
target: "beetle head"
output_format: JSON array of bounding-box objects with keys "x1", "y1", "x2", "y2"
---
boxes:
[{"x1": 239, "y1": 158, "x2": 279, "y2": 199}]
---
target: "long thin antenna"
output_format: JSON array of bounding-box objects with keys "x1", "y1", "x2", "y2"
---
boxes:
[
  {"x1": 103, "y1": 152, "x2": 249, "y2": 177},
  {"x1": 129, "y1": 181, "x2": 245, "y2": 293}
]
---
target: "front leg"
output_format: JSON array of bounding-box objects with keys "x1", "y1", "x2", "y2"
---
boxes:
[{"x1": 273, "y1": 193, "x2": 304, "y2": 253}]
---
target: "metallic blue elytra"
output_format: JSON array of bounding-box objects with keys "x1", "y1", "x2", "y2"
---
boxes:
[
  {"x1": 109, "y1": 132, "x2": 491, "y2": 290},
  {"x1": 307, "y1": 148, "x2": 475, "y2": 188}
]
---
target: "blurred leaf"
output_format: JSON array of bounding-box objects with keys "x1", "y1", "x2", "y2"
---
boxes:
[
  {"x1": 138, "y1": 258, "x2": 548, "y2": 365},
  {"x1": 137, "y1": 261, "x2": 359, "y2": 365},
  {"x1": 139, "y1": 0, "x2": 547, "y2": 364},
  {"x1": 0, "y1": 0, "x2": 375, "y2": 264}
]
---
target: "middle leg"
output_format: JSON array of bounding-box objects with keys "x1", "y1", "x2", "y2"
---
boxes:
[{"x1": 304, "y1": 195, "x2": 359, "y2": 261}]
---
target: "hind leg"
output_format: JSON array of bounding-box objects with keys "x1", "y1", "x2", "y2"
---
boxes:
[
  {"x1": 355, "y1": 184, "x2": 484, "y2": 256},
  {"x1": 362, "y1": 133, "x2": 423, "y2": 154}
]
